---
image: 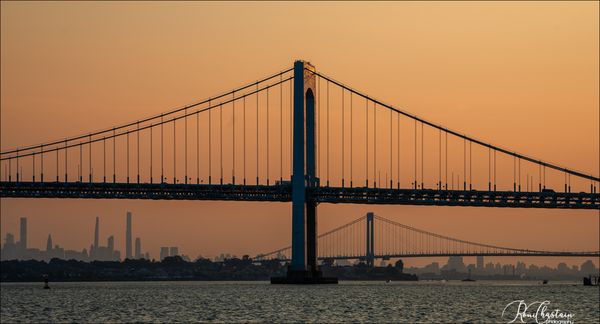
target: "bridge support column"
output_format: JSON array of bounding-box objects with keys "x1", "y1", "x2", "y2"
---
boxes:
[
  {"x1": 271, "y1": 60, "x2": 337, "y2": 284},
  {"x1": 366, "y1": 212, "x2": 375, "y2": 267}
]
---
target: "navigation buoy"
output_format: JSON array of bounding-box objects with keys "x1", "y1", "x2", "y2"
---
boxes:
[{"x1": 43, "y1": 275, "x2": 50, "y2": 289}]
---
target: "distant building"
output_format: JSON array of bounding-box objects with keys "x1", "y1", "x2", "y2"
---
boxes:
[
  {"x1": 476, "y1": 256, "x2": 484, "y2": 269},
  {"x1": 19, "y1": 217, "x2": 27, "y2": 251},
  {"x1": 160, "y1": 247, "x2": 169, "y2": 261},
  {"x1": 125, "y1": 212, "x2": 132, "y2": 259},
  {"x1": 169, "y1": 247, "x2": 179, "y2": 257},
  {"x1": 443, "y1": 256, "x2": 466, "y2": 272},
  {"x1": 135, "y1": 238, "x2": 141, "y2": 259}
]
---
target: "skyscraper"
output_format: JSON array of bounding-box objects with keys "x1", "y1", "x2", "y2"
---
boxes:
[
  {"x1": 46, "y1": 234, "x2": 53, "y2": 252},
  {"x1": 160, "y1": 247, "x2": 169, "y2": 261},
  {"x1": 125, "y1": 212, "x2": 132, "y2": 259},
  {"x1": 94, "y1": 217, "x2": 99, "y2": 250},
  {"x1": 19, "y1": 217, "x2": 27, "y2": 251},
  {"x1": 477, "y1": 256, "x2": 484, "y2": 269},
  {"x1": 108, "y1": 235, "x2": 114, "y2": 251},
  {"x1": 169, "y1": 247, "x2": 179, "y2": 257},
  {"x1": 135, "y1": 237, "x2": 141, "y2": 259}
]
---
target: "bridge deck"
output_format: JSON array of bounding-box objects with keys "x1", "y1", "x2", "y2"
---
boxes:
[{"x1": 1, "y1": 182, "x2": 598, "y2": 209}]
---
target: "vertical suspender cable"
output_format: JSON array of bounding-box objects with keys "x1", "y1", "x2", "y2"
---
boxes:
[
  {"x1": 389, "y1": 108, "x2": 392, "y2": 188},
  {"x1": 366, "y1": 98, "x2": 369, "y2": 187},
  {"x1": 185, "y1": 109, "x2": 188, "y2": 184},
  {"x1": 79, "y1": 143, "x2": 82, "y2": 182},
  {"x1": 112, "y1": 130, "x2": 115, "y2": 183},
  {"x1": 374, "y1": 103, "x2": 377, "y2": 187},
  {"x1": 469, "y1": 141, "x2": 472, "y2": 190},
  {"x1": 438, "y1": 129, "x2": 441, "y2": 189},
  {"x1": 196, "y1": 111, "x2": 199, "y2": 184},
  {"x1": 244, "y1": 96, "x2": 246, "y2": 185},
  {"x1": 414, "y1": 119, "x2": 417, "y2": 189},
  {"x1": 342, "y1": 88, "x2": 345, "y2": 187},
  {"x1": 233, "y1": 92, "x2": 236, "y2": 185},
  {"x1": 327, "y1": 81, "x2": 330, "y2": 186},
  {"x1": 494, "y1": 150, "x2": 497, "y2": 191},
  {"x1": 445, "y1": 132, "x2": 448, "y2": 189},
  {"x1": 150, "y1": 125, "x2": 154, "y2": 183},
  {"x1": 267, "y1": 88, "x2": 270, "y2": 185},
  {"x1": 209, "y1": 101, "x2": 212, "y2": 184},
  {"x1": 463, "y1": 138, "x2": 466, "y2": 190},
  {"x1": 161, "y1": 116, "x2": 164, "y2": 183},
  {"x1": 280, "y1": 75, "x2": 283, "y2": 182},
  {"x1": 137, "y1": 123, "x2": 140, "y2": 183},
  {"x1": 421, "y1": 122, "x2": 424, "y2": 189},
  {"x1": 103, "y1": 137, "x2": 106, "y2": 182},
  {"x1": 173, "y1": 119, "x2": 176, "y2": 184},
  {"x1": 126, "y1": 132, "x2": 129, "y2": 183},
  {"x1": 220, "y1": 103, "x2": 223, "y2": 185},
  {"x1": 350, "y1": 92, "x2": 353, "y2": 187},
  {"x1": 397, "y1": 113, "x2": 400, "y2": 189},
  {"x1": 256, "y1": 84, "x2": 259, "y2": 185}
]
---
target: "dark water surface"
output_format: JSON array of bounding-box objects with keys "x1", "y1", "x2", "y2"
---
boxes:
[{"x1": 1, "y1": 281, "x2": 598, "y2": 323}]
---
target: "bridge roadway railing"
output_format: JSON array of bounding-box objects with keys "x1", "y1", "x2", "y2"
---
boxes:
[{"x1": 1, "y1": 182, "x2": 599, "y2": 209}]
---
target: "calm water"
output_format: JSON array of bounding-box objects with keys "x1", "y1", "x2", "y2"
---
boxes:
[{"x1": 1, "y1": 281, "x2": 598, "y2": 323}]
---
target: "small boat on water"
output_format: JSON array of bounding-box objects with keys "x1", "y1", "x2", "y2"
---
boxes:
[
  {"x1": 542, "y1": 279, "x2": 548, "y2": 285},
  {"x1": 583, "y1": 275, "x2": 599, "y2": 286}
]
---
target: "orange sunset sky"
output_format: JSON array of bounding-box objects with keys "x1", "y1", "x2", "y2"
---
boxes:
[{"x1": 1, "y1": 2, "x2": 598, "y2": 267}]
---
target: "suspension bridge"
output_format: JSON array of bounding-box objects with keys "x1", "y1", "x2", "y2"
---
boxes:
[
  {"x1": 256, "y1": 212, "x2": 600, "y2": 266},
  {"x1": 1, "y1": 60, "x2": 598, "y2": 283}
]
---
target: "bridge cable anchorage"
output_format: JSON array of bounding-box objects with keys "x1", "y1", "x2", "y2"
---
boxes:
[
  {"x1": 0, "y1": 67, "x2": 293, "y2": 156},
  {"x1": 310, "y1": 69, "x2": 599, "y2": 183}
]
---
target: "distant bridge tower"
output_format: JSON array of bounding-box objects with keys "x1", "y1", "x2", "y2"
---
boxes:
[
  {"x1": 366, "y1": 212, "x2": 375, "y2": 267},
  {"x1": 272, "y1": 60, "x2": 336, "y2": 284}
]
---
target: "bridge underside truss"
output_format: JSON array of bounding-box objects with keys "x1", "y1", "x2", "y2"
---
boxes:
[{"x1": 1, "y1": 182, "x2": 599, "y2": 209}]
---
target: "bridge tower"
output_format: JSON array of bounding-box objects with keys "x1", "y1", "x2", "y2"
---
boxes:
[
  {"x1": 366, "y1": 212, "x2": 375, "y2": 267},
  {"x1": 271, "y1": 60, "x2": 337, "y2": 284}
]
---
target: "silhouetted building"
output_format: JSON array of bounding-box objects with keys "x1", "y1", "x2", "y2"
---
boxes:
[
  {"x1": 160, "y1": 247, "x2": 169, "y2": 261},
  {"x1": 125, "y1": 212, "x2": 132, "y2": 259},
  {"x1": 477, "y1": 256, "x2": 484, "y2": 269},
  {"x1": 19, "y1": 217, "x2": 27, "y2": 251},
  {"x1": 94, "y1": 216, "x2": 99, "y2": 249},
  {"x1": 46, "y1": 234, "x2": 53, "y2": 252},
  {"x1": 135, "y1": 238, "x2": 141, "y2": 259},
  {"x1": 170, "y1": 247, "x2": 179, "y2": 257}
]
